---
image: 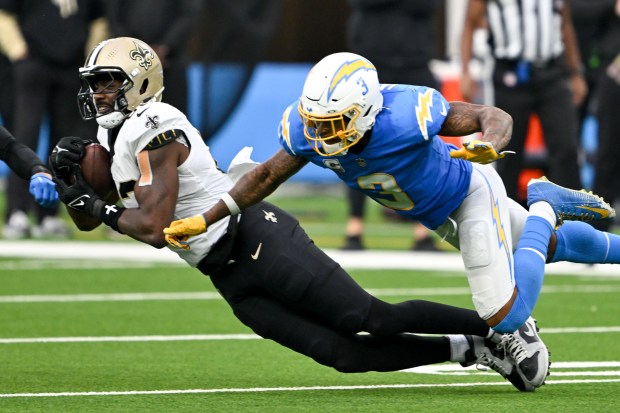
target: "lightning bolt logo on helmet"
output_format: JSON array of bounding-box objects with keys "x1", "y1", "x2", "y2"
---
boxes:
[{"x1": 328, "y1": 59, "x2": 376, "y2": 101}]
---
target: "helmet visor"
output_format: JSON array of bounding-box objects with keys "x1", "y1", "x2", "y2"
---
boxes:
[
  {"x1": 298, "y1": 103, "x2": 362, "y2": 156},
  {"x1": 77, "y1": 68, "x2": 132, "y2": 120}
]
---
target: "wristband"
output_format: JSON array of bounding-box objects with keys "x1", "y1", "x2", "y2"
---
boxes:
[
  {"x1": 220, "y1": 193, "x2": 241, "y2": 215},
  {"x1": 92, "y1": 199, "x2": 126, "y2": 233}
]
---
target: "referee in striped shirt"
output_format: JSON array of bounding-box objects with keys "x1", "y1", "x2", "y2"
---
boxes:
[{"x1": 460, "y1": 0, "x2": 587, "y2": 205}]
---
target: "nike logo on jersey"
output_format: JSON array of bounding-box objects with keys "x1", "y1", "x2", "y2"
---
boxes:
[
  {"x1": 251, "y1": 243, "x2": 262, "y2": 260},
  {"x1": 440, "y1": 100, "x2": 447, "y2": 116}
]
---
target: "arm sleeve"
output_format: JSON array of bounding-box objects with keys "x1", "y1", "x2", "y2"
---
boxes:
[{"x1": 0, "y1": 126, "x2": 49, "y2": 179}]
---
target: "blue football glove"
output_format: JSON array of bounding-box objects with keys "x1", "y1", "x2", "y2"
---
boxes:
[{"x1": 29, "y1": 172, "x2": 59, "y2": 208}]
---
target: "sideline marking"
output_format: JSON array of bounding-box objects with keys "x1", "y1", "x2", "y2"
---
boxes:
[
  {"x1": 0, "y1": 240, "x2": 618, "y2": 275},
  {"x1": 1, "y1": 379, "x2": 619, "y2": 398}
]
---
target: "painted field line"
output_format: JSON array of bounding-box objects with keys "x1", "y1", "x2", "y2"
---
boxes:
[
  {"x1": 0, "y1": 292, "x2": 223, "y2": 303},
  {"x1": 2, "y1": 284, "x2": 620, "y2": 304},
  {"x1": 2, "y1": 326, "x2": 620, "y2": 344},
  {"x1": 0, "y1": 334, "x2": 261, "y2": 344},
  {"x1": 0, "y1": 240, "x2": 619, "y2": 275},
  {"x1": 1, "y1": 379, "x2": 619, "y2": 398}
]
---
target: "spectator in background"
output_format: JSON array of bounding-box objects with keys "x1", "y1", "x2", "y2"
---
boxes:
[
  {"x1": 343, "y1": 0, "x2": 443, "y2": 251},
  {"x1": 461, "y1": 0, "x2": 586, "y2": 207},
  {"x1": 105, "y1": 0, "x2": 205, "y2": 114},
  {"x1": 592, "y1": 1, "x2": 620, "y2": 232},
  {"x1": 0, "y1": 0, "x2": 106, "y2": 239}
]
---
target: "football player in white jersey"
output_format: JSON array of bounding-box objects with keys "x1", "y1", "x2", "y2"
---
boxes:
[{"x1": 52, "y1": 38, "x2": 554, "y2": 392}]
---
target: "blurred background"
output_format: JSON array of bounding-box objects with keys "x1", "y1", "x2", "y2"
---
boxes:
[{"x1": 0, "y1": 0, "x2": 617, "y2": 250}]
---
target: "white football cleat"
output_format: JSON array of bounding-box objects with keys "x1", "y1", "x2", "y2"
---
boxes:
[
  {"x1": 461, "y1": 335, "x2": 529, "y2": 391},
  {"x1": 499, "y1": 317, "x2": 550, "y2": 391}
]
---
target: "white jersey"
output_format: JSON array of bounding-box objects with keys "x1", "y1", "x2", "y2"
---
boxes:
[{"x1": 96, "y1": 101, "x2": 234, "y2": 267}]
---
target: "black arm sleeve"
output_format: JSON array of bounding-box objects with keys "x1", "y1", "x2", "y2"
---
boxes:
[{"x1": 0, "y1": 126, "x2": 49, "y2": 180}]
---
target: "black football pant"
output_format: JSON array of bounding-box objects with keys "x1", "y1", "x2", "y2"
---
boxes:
[{"x1": 205, "y1": 202, "x2": 489, "y2": 373}]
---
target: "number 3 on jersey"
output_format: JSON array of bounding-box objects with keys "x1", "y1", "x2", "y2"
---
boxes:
[{"x1": 357, "y1": 173, "x2": 414, "y2": 211}]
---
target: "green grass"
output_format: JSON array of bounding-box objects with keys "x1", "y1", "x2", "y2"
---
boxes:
[
  {"x1": 1, "y1": 259, "x2": 619, "y2": 412},
  {"x1": 1, "y1": 185, "x2": 619, "y2": 411}
]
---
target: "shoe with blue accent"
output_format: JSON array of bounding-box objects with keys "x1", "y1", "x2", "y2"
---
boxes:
[{"x1": 527, "y1": 176, "x2": 616, "y2": 222}]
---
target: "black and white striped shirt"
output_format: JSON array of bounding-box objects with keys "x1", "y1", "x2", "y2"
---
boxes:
[{"x1": 486, "y1": 0, "x2": 565, "y2": 62}]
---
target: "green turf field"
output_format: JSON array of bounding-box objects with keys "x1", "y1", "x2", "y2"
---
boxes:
[
  {"x1": 1, "y1": 254, "x2": 619, "y2": 412},
  {"x1": 1, "y1": 187, "x2": 619, "y2": 411}
]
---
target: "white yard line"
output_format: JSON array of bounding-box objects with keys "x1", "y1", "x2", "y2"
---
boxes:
[
  {"x1": 0, "y1": 240, "x2": 619, "y2": 275},
  {"x1": 2, "y1": 326, "x2": 620, "y2": 344},
  {"x1": 1, "y1": 379, "x2": 619, "y2": 398},
  {"x1": 1, "y1": 284, "x2": 620, "y2": 304}
]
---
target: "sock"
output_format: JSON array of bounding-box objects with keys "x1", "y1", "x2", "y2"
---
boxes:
[
  {"x1": 493, "y1": 293, "x2": 530, "y2": 333},
  {"x1": 494, "y1": 216, "x2": 553, "y2": 333},
  {"x1": 447, "y1": 334, "x2": 470, "y2": 362},
  {"x1": 486, "y1": 328, "x2": 501, "y2": 343},
  {"x1": 551, "y1": 221, "x2": 620, "y2": 263},
  {"x1": 529, "y1": 201, "x2": 557, "y2": 228}
]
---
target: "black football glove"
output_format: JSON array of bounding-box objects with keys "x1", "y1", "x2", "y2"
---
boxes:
[
  {"x1": 49, "y1": 136, "x2": 95, "y2": 178},
  {"x1": 54, "y1": 165, "x2": 104, "y2": 216}
]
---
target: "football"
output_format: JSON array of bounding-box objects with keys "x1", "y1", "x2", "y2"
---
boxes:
[{"x1": 80, "y1": 143, "x2": 115, "y2": 199}]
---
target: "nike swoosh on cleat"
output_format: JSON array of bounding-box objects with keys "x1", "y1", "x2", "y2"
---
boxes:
[{"x1": 578, "y1": 206, "x2": 613, "y2": 218}]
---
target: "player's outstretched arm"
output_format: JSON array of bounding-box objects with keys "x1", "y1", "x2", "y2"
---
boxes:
[{"x1": 164, "y1": 149, "x2": 307, "y2": 247}]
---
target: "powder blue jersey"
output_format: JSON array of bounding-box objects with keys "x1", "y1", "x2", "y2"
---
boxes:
[{"x1": 278, "y1": 84, "x2": 472, "y2": 229}]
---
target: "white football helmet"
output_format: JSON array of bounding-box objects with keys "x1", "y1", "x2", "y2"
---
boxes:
[
  {"x1": 77, "y1": 37, "x2": 164, "y2": 129},
  {"x1": 298, "y1": 52, "x2": 383, "y2": 156}
]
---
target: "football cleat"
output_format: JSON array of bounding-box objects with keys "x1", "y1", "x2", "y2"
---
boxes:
[
  {"x1": 527, "y1": 176, "x2": 616, "y2": 222},
  {"x1": 461, "y1": 335, "x2": 530, "y2": 391},
  {"x1": 499, "y1": 317, "x2": 550, "y2": 391}
]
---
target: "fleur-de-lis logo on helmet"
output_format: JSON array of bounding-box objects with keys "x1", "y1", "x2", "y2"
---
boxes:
[{"x1": 129, "y1": 41, "x2": 154, "y2": 70}]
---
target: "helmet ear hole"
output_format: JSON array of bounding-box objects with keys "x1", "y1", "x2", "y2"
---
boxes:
[{"x1": 140, "y1": 79, "x2": 149, "y2": 95}]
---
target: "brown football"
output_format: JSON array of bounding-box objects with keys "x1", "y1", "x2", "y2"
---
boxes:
[{"x1": 80, "y1": 143, "x2": 115, "y2": 199}]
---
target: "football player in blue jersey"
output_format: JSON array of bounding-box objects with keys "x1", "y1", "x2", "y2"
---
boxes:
[{"x1": 164, "y1": 52, "x2": 619, "y2": 390}]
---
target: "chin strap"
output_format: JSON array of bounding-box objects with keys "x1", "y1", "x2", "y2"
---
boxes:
[{"x1": 97, "y1": 111, "x2": 127, "y2": 129}]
